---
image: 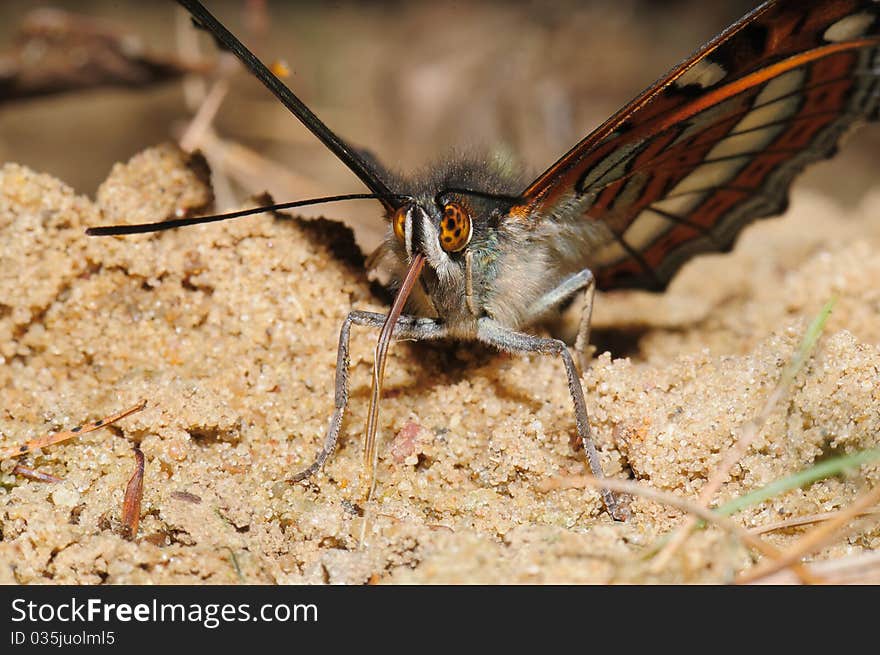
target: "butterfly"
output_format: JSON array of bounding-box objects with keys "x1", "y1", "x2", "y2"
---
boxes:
[{"x1": 88, "y1": 0, "x2": 880, "y2": 520}]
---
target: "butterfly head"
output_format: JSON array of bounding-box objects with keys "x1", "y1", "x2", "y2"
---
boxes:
[
  {"x1": 369, "y1": 157, "x2": 524, "y2": 325},
  {"x1": 381, "y1": 180, "x2": 524, "y2": 327}
]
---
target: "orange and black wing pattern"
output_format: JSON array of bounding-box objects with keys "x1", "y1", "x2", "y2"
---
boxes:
[{"x1": 519, "y1": 0, "x2": 880, "y2": 291}]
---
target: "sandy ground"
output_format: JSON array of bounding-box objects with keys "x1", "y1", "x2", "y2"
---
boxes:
[{"x1": 1, "y1": 143, "x2": 878, "y2": 584}]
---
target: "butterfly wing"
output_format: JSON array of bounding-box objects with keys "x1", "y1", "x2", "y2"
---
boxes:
[{"x1": 518, "y1": 0, "x2": 880, "y2": 291}]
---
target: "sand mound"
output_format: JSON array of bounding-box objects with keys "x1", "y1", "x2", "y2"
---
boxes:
[{"x1": 1, "y1": 144, "x2": 878, "y2": 583}]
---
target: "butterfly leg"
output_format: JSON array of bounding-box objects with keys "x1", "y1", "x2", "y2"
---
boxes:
[
  {"x1": 289, "y1": 310, "x2": 445, "y2": 483},
  {"x1": 520, "y1": 268, "x2": 596, "y2": 374},
  {"x1": 476, "y1": 317, "x2": 624, "y2": 520}
]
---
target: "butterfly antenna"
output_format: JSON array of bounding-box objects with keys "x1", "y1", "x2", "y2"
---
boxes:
[
  {"x1": 176, "y1": 0, "x2": 397, "y2": 210},
  {"x1": 86, "y1": 193, "x2": 412, "y2": 236}
]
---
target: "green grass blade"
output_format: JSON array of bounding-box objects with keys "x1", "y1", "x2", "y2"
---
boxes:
[
  {"x1": 779, "y1": 297, "x2": 835, "y2": 389},
  {"x1": 716, "y1": 448, "x2": 880, "y2": 517}
]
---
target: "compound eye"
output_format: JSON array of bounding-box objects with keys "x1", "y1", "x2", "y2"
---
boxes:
[
  {"x1": 439, "y1": 202, "x2": 471, "y2": 252},
  {"x1": 392, "y1": 206, "x2": 408, "y2": 243}
]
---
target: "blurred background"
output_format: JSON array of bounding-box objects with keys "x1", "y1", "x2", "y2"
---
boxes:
[{"x1": 1, "y1": 0, "x2": 877, "y2": 252}]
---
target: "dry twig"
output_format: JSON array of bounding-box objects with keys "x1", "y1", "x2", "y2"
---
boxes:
[
  {"x1": 1, "y1": 400, "x2": 147, "y2": 461},
  {"x1": 0, "y1": 8, "x2": 207, "y2": 103},
  {"x1": 541, "y1": 474, "x2": 823, "y2": 584},
  {"x1": 736, "y1": 484, "x2": 880, "y2": 584},
  {"x1": 750, "y1": 509, "x2": 880, "y2": 535}
]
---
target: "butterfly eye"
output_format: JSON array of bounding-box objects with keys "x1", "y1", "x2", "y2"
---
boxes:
[
  {"x1": 392, "y1": 206, "x2": 408, "y2": 243},
  {"x1": 439, "y1": 203, "x2": 471, "y2": 253}
]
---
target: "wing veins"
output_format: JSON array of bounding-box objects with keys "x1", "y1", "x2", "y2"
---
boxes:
[
  {"x1": 607, "y1": 72, "x2": 878, "y2": 181},
  {"x1": 522, "y1": 1, "x2": 780, "y2": 198},
  {"x1": 644, "y1": 206, "x2": 723, "y2": 246},
  {"x1": 645, "y1": 146, "x2": 805, "y2": 176},
  {"x1": 608, "y1": 231, "x2": 665, "y2": 289}
]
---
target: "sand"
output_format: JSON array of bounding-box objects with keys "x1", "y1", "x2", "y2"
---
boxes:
[{"x1": 1, "y1": 143, "x2": 878, "y2": 584}]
